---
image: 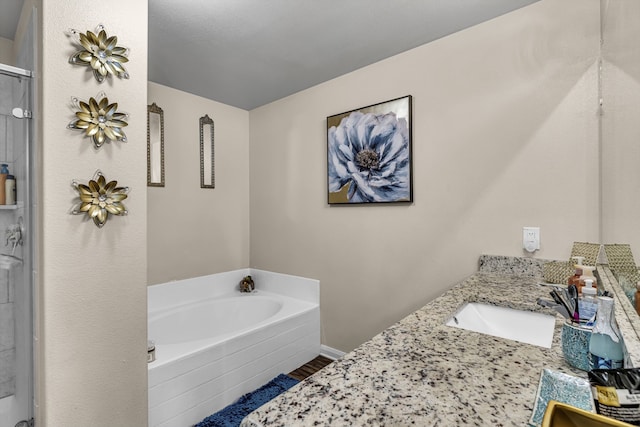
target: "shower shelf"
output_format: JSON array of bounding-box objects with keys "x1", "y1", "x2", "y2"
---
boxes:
[{"x1": 0, "y1": 205, "x2": 17, "y2": 210}]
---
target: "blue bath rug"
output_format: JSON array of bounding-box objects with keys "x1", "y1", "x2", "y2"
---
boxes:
[{"x1": 194, "y1": 374, "x2": 299, "y2": 427}]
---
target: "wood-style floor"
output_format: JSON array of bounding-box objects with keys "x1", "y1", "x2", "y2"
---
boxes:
[{"x1": 287, "y1": 355, "x2": 334, "y2": 381}]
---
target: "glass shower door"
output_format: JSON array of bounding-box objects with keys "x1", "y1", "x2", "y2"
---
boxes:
[{"x1": 0, "y1": 64, "x2": 33, "y2": 427}]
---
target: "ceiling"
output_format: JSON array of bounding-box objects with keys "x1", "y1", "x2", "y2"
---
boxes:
[{"x1": 1, "y1": 0, "x2": 540, "y2": 110}]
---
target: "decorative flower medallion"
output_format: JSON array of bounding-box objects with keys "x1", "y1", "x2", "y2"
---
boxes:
[
  {"x1": 68, "y1": 25, "x2": 130, "y2": 82},
  {"x1": 72, "y1": 171, "x2": 129, "y2": 228},
  {"x1": 68, "y1": 92, "x2": 128, "y2": 148}
]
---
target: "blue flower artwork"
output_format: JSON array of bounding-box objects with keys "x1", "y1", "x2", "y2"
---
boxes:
[{"x1": 327, "y1": 96, "x2": 412, "y2": 204}]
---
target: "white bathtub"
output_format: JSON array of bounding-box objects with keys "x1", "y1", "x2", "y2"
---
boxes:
[{"x1": 148, "y1": 269, "x2": 320, "y2": 427}]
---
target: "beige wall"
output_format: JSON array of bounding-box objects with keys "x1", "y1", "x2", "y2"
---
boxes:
[
  {"x1": 249, "y1": 0, "x2": 601, "y2": 352},
  {"x1": 38, "y1": 1, "x2": 148, "y2": 425},
  {"x1": 0, "y1": 37, "x2": 13, "y2": 65},
  {"x1": 147, "y1": 82, "x2": 250, "y2": 285},
  {"x1": 15, "y1": 0, "x2": 623, "y2": 424},
  {"x1": 601, "y1": 0, "x2": 640, "y2": 260},
  {"x1": 21, "y1": 0, "x2": 640, "y2": 423}
]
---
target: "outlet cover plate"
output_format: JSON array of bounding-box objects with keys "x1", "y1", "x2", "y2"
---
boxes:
[{"x1": 523, "y1": 226, "x2": 540, "y2": 251}]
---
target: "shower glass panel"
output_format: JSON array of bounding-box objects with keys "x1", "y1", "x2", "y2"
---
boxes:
[{"x1": 0, "y1": 64, "x2": 33, "y2": 427}]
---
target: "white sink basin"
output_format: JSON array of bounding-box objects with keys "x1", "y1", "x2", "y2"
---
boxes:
[{"x1": 445, "y1": 302, "x2": 555, "y2": 348}]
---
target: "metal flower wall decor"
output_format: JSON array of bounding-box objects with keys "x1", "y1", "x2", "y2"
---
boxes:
[
  {"x1": 68, "y1": 24, "x2": 130, "y2": 82},
  {"x1": 71, "y1": 171, "x2": 129, "y2": 228},
  {"x1": 68, "y1": 92, "x2": 129, "y2": 148}
]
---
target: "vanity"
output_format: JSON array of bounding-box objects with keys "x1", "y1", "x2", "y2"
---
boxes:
[{"x1": 240, "y1": 256, "x2": 640, "y2": 426}]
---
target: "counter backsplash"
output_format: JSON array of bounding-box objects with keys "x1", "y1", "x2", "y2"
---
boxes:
[{"x1": 479, "y1": 254, "x2": 550, "y2": 277}]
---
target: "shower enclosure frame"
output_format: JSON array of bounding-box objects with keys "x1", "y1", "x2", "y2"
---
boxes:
[{"x1": 0, "y1": 62, "x2": 35, "y2": 427}]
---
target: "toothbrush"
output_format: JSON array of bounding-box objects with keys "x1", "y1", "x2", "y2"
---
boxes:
[
  {"x1": 550, "y1": 290, "x2": 573, "y2": 320},
  {"x1": 568, "y1": 284, "x2": 579, "y2": 323}
]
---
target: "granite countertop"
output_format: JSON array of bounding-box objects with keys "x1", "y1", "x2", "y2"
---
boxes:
[{"x1": 241, "y1": 271, "x2": 587, "y2": 426}]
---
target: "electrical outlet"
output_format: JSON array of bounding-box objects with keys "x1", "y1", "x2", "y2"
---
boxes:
[{"x1": 523, "y1": 227, "x2": 540, "y2": 252}]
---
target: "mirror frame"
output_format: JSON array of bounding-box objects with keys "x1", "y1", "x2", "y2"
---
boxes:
[
  {"x1": 147, "y1": 102, "x2": 165, "y2": 187},
  {"x1": 199, "y1": 114, "x2": 215, "y2": 189}
]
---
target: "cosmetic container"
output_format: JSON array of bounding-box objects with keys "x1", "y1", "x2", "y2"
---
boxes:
[
  {"x1": 5, "y1": 175, "x2": 16, "y2": 205},
  {"x1": 589, "y1": 296, "x2": 624, "y2": 370},
  {"x1": 561, "y1": 320, "x2": 592, "y2": 371},
  {"x1": 579, "y1": 279, "x2": 598, "y2": 324},
  {"x1": 0, "y1": 164, "x2": 9, "y2": 205}
]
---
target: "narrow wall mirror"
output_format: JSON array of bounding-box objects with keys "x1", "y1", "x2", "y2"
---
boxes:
[
  {"x1": 200, "y1": 114, "x2": 215, "y2": 188},
  {"x1": 147, "y1": 102, "x2": 165, "y2": 187}
]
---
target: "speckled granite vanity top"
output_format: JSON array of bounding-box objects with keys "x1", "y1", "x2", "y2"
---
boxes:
[
  {"x1": 241, "y1": 269, "x2": 588, "y2": 426},
  {"x1": 241, "y1": 254, "x2": 640, "y2": 426}
]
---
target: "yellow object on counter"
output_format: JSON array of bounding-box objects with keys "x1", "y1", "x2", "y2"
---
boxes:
[{"x1": 542, "y1": 401, "x2": 634, "y2": 427}]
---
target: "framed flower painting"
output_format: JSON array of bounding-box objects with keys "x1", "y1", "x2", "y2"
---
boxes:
[{"x1": 327, "y1": 95, "x2": 413, "y2": 204}]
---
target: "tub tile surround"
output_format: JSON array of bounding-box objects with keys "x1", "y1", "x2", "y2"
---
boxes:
[
  {"x1": 148, "y1": 269, "x2": 320, "y2": 427},
  {"x1": 241, "y1": 256, "x2": 640, "y2": 426},
  {"x1": 248, "y1": 269, "x2": 319, "y2": 304}
]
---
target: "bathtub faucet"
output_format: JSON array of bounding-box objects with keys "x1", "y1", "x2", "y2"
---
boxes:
[{"x1": 239, "y1": 275, "x2": 255, "y2": 293}]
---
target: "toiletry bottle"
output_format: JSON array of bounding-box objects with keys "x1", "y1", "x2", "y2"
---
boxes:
[
  {"x1": 568, "y1": 256, "x2": 585, "y2": 288},
  {"x1": 580, "y1": 279, "x2": 598, "y2": 325},
  {"x1": 635, "y1": 282, "x2": 640, "y2": 316},
  {"x1": 568, "y1": 266, "x2": 583, "y2": 288},
  {"x1": 579, "y1": 265, "x2": 598, "y2": 294},
  {"x1": 0, "y1": 164, "x2": 8, "y2": 205},
  {"x1": 588, "y1": 296, "x2": 624, "y2": 370},
  {"x1": 5, "y1": 175, "x2": 15, "y2": 205}
]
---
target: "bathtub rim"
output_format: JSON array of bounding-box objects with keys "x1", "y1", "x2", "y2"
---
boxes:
[{"x1": 148, "y1": 268, "x2": 319, "y2": 314}]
